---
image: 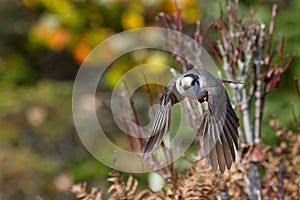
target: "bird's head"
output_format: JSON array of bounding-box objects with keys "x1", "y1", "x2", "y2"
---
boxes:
[
  {"x1": 177, "y1": 74, "x2": 202, "y2": 97},
  {"x1": 180, "y1": 76, "x2": 196, "y2": 90}
]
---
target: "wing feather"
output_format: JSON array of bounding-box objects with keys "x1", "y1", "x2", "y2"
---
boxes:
[
  {"x1": 198, "y1": 75, "x2": 239, "y2": 172},
  {"x1": 216, "y1": 141, "x2": 226, "y2": 173},
  {"x1": 208, "y1": 121, "x2": 218, "y2": 171},
  {"x1": 223, "y1": 122, "x2": 236, "y2": 161},
  {"x1": 224, "y1": 115, "x2": 238, "y2": 149},
  {"x1": 142, "y1": 104, "x2": 170, "y2": 158},
  {"x1": 220, "y1": 133, "x2": 233, "y2": 169},
  {"x1": 142, "y1": 76, "x2": 184, "y2": 158}
]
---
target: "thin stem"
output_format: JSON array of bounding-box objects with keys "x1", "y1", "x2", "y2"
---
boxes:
[
  {"x1": 294, "y1": 78, "x2": 300, "y2": 102},
  {"x1": 254, "y1": 24, "x2": 265, "y2": 144},
  {"x1": 241, "y1": 88, "x2": 253, "y2": 144}
]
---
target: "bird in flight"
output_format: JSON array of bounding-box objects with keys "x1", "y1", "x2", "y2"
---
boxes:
[{"x1": 142, "y1": 69, "x2": 239, "y2": 173}]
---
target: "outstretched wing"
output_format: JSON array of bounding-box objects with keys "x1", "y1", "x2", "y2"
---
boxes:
[
  {"x1": 197, "y1": 71, "x2": 239, "y2": 173},
  {"x1": 142, "y1": 75, "x2": 183, "y2": 158}
]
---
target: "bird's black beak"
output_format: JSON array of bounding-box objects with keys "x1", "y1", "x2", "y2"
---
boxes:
[{"x1": 183, "y1": 85, "x2": 190, "y2": 90}]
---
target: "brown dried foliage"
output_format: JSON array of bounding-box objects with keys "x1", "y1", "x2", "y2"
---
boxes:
[
  {"x1": 70, "y1": 171, "x2": 160, "y2": 200},
  {"x1": 162, "y1": 160, "x2": 224, "y2": 200},
  {"x1": 260, "y1": 120, "x2": 300, "y2": 199},
  {"x1": 177, "y1": 160, "x2": 224, "y2": 200},
  {"x1": 70, "y1": 128, "x2": 300, "y2": 199},
  {"x1": 107, "y1": 171, "x2": 159, "y2": 200},
  {"x1": 70, "y1": 160, "x2": 225, "y2": 200},
  {"x1": 70, "y1": 182, "x2": 102, "y2": 200}
]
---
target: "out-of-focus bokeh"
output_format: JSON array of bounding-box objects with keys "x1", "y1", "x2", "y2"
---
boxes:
[{"x1": 0, "y1": 0, "x2": 299, "y2": 199}]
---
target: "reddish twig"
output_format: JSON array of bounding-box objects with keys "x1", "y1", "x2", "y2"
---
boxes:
[
  {"x1": 128, "y1": 98, "x2": 144, "y2": 148},
  {"x1": 142, "y1": 72, "x2": 156, "y2": 116},
  {"x1": 283, "y1": 54, "x2": 295, "y2": 71},
  {"x1": 206, "y1": 39, "x2": 223, "y2": 66},
  {"x1": 267, "y1": 4, "x2": 278, "y2": 55},
  {"x1": 295, "y1": 78, "x2": 300, "y2": 101},
  {"x1": 123, "y1": 81, "x2": 144, "y2": 148},
  {"x1": 250, "y1": 0, "x2": 263, "y2": 21},
  {"x1": 200, "y1": 23, "x2": 214, "y2": 42},
  {"x1": 122, "y1": 116, "x2": 135, "y2": 151},
  {"x1": 174, "y1": 0, "x2": 183, "y2": 32},
  {"x1": 277, "y1": 37, "x2": 284, "y2": 68},
  {"x1": 194, "y1": 21, "x2": 201, "y2": 43},
  {"x1": 194, "y1": 21, "x2": 213, "y2": 44}
]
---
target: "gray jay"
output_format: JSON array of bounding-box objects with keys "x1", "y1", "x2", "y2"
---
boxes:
[{"x1": 142, "y1": 69, "x2": 239, "y2": 173}]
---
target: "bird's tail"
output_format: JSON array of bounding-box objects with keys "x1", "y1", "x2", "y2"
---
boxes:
[{"x1": 221, "y1": 78, "x2": 245, "y2": 85}]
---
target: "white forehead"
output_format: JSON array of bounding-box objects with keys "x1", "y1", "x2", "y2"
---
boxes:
[{"x1": 181, "y1": 76, "x2": 194, "y2": 86}]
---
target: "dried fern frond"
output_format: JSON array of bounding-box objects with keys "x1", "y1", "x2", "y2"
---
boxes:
[
  {"x1": 70, "y1": 182, "x2": 102, "y2": 200},
  {"x1": 164, "y1": 181, "x2": 181, "y2": 200},
  {"x1": 164, "y1": 159, "x2": 224, "y2": 200},
  {"x1": 107, "y1": 171, "x2": 138, "y2": 200},
  {"x1": 107, "y1": 171, "x2": 161, "y2": 200},
  {"x1": 181, "y1": 159, "x2": 224, "y2": 200},
  {"x1": 71, "y1": 172, "x2": 161, "y2": 200},
  {"x1": 223, "y1": 163, "x2": 249, "y2": 199},
  {"x1": 134, "y1": 189, "x2": 163, "y2": 200}
]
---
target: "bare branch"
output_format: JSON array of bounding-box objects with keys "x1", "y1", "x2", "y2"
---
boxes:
[
  {"x1": 250, "y1": 0, "x2": 263, "y2": 21},
  {"x1": 294, "y1": 77, "x2": 300, "y2": 102},
  {"x1": 207, "y1": 39, "x2": 223, "y2": 66},
  {"x1": 142, "y1": 71, "x2": 156, "y2": 116},
  {"x1": 123, "y1": 81, "x2": 144, "y2": 148},
  {"x1": 254, "y1": 24, "x2": 265, "y2": 144},
  {"x1": 174, "y1": 1, "x2": 183, "y2": 32}
]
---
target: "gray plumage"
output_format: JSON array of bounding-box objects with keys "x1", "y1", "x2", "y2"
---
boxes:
[{"x1": 142, "y1": 69, "x2": 239, "y2": 173}]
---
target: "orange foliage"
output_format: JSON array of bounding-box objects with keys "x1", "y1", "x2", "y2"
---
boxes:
[
  {"x1": 46, "y1": 28, "x2": 71, "y2": 51},
  {"x1": 73, "y1": 42, "x2": 91, "y2": 63}
]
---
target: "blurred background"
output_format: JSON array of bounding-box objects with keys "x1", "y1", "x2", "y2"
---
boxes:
[{"x1": 0, "y1": 0, "x2": 299, "y2": 199}]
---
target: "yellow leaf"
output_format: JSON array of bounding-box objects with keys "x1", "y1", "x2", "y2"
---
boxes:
[{"x1": 121, "y1": 11, "x2": 145, "y2": 30}]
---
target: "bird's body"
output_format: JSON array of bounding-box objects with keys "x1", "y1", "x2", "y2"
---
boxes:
[{"x1": 142, "y1": 69, "x2": 239, "y2": 173}]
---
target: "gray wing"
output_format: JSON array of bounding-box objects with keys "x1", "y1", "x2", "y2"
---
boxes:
[
  {"x1": 142, "y1": 75, "x2": 183, "y2": 158},
  {"x1": 197, "y1": 70, "x2": 239, "y2": 173}
]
